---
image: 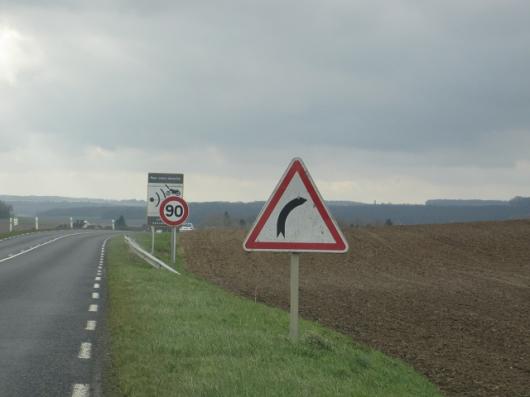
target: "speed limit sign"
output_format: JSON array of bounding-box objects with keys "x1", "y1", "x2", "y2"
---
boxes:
[{"x1": 159, "y1": 195, "x2": 189, "y2": 227}]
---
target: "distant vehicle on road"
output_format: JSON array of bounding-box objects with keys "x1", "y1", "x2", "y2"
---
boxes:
[
  {"x1": 73, "y1": 219, "x2": 89, "y2": 229},
  {"x1": 179, "y1": 223, "x2": 194, "y2": 232}
]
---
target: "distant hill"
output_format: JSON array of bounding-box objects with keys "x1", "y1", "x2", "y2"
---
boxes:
[
  {"x1": 40, "y1": 206, "x2": 146, "y2": 220},
  {"x1": 426, "y1": 197, "x2": 530, "y2": 208},
  {"x1": 2, "y1": 194, "x2": 529, "y2": 228},
  {"x1": 0, "y1": 195, "x2": 144, "y2": 217},
  {"x1": 426, "y1": 199, "x2": 508, "y2": 207}
]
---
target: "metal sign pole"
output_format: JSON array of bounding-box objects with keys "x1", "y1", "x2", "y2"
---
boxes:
[
  {"x1": 289, "y1": 252, "x2": 300, "y2": 341},
  {"x1": 171, "y1": 227, "x2": 177, "y2": 264},
  {"x1": 151, "y1": 226, "x2": 155, "y2": 254}
]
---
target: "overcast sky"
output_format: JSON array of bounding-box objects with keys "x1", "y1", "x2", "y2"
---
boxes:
[{"x1": 1, "y1": 1, "x2": 529, "y2": 203}]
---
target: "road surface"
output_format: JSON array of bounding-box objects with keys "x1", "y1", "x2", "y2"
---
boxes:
[{"x1": 0, "y1": 230, "x2": 115, "y2": 397}]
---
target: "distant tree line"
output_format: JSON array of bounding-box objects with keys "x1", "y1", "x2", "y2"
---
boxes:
[
  {"x1": 115, "y1": 215, "x2": 127, "y2": 230},
  {"x1": 0, "y1": 200, "x2": 13, "y2": 219},
  {"x1": 16, "y1": 196, "x2": 530, "y2": 229}
]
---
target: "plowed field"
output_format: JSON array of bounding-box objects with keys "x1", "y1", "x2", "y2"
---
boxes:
[{"x1": 179, "y1": 220, "x2": 530, "y2": 397}]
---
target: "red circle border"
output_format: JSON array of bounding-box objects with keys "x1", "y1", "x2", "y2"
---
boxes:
[{"x1": 159, "y1": 195, "x2": 189, "y2": 227}]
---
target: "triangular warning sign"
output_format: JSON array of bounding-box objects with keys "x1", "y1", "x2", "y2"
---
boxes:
[{"x1": 243, "y1": 158, "x2": 349, "y2": 253}]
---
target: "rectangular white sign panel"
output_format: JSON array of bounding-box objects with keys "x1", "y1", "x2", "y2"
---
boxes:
[{"x1": 146, "y1": 173, "x2": 184, "y2": 226}]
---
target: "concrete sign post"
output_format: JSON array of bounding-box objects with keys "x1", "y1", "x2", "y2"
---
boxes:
[
  {"x1": 243, "y1": 158, "x2": 348, "y2": 341},
  {"x1": 158, "y1": 195, "x2": 189, "y2": 264},
  {"x1": 151, "y1": 226, "x2": 155, "y2": 254},
  {"x1": 289, "y1": 253, "x2": 300, "y2": 340},
  {"x1": 171, "y1": 228, "x2": 177, "y2": 263}
]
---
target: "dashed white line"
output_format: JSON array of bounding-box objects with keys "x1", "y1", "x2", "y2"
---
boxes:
[
  {"x1": 86, "y1": 320, "x2": 96, "y2": 331},
  {"x1": 93, "y1": 283, "x2": 100, "y2": 289},
  {"x1": 92, "y1": 292, "x2": 99, "y2": 299},
  {"x1": 78, "y1": 342, "x2": 92, "y2": 359},
  {"x1": 95, "y1": 276, "x2": 101, "y2": 281},
  {"x1": 71, "y1": 384, "x2": 90, "y2": 397},
  {"x1": 89, "y1": 304, "x2": 98, "y2": 312}
]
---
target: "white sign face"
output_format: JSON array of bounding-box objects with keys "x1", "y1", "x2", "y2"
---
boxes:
[
  {"x1": 13, "y1": 217, "x2": 19, "y2": 226},
  {"x1": 253, "y1": 172, "x2": 335, "y2": 244},
  {"x1": 243, "y1": 158, "x2": 348, "y2": 253},
  {"x1": 147, "y1": 173, "x2": 184, "y2": 226}
]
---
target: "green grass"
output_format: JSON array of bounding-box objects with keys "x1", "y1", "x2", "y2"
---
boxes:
[
  {"x1": 133, "y1": 231, "x2": 180, "y2": 270},
  {"x1": 0, "y1": 229, "x2": 38, "y2": 239},
  {"x1": 106, "y1": 234, "x2": 442, "y2": 397}
]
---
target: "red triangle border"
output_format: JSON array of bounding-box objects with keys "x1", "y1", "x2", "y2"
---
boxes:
[{"x1": 243, "y1": 158, "x2": 348, "y2": 252}]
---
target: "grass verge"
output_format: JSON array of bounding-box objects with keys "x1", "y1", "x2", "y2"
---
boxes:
[
  {"x1": 106, "y1": 234, "x2": 442, "y2": 397},
  {"x1": 0, "y1": 229, "x2": 39, "y2": 240}
]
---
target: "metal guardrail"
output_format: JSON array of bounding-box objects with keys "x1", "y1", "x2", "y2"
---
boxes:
[{"x1": 124, "y1": 235, "x2": 180, "y2": 275}]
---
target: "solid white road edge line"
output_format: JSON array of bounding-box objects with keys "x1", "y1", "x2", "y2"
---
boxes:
[{"x1": 0, "y1": 233, "x2": 84, "y2": 264}]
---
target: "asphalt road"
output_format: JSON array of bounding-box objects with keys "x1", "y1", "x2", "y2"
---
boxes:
[{"x1": 0, "y1": 230, "x2": 115, "y2": 397}]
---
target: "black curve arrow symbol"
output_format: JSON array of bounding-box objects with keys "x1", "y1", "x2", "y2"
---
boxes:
[{"x1": 277, "y1": 197, "x2": 307, "y2": 238}]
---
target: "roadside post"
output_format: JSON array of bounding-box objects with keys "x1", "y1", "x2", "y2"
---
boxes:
[
  {"x1": 9, "y1": 217, "x2": 13, "y2": 232},
  {"x1": 289, "y1": 252, "x2": 300, "y2": 339},
  {"x1": 35, "y1": 216, "x2": 39, "y2": 231},
  {"x1": 151, "y1": 226, "x2": 155, "y2": 254},
  {"x1": 112, "y1": 219, "x2": 115, "y2": 230},
  {"x1": 171, "y1": 227, "x2": 177, "y2": 263},
  {"x1": 243, "y1": 157, "x2": 348, "y2": 341},
  {"x1": 70, "y1": 217, "x2": 73, "y2": 229},
  {"x1": 158, "y1": 195, "x2": 189, "y2": 264}
]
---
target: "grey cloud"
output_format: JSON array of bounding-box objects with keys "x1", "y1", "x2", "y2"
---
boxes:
[{"x1": 1, "y1": 1, "x2": 529, "y2": 165}]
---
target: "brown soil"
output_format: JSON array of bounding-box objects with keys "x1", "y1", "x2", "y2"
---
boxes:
[{"x1": 179, "y1": 220, "x2": 530, "y2": 397}]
